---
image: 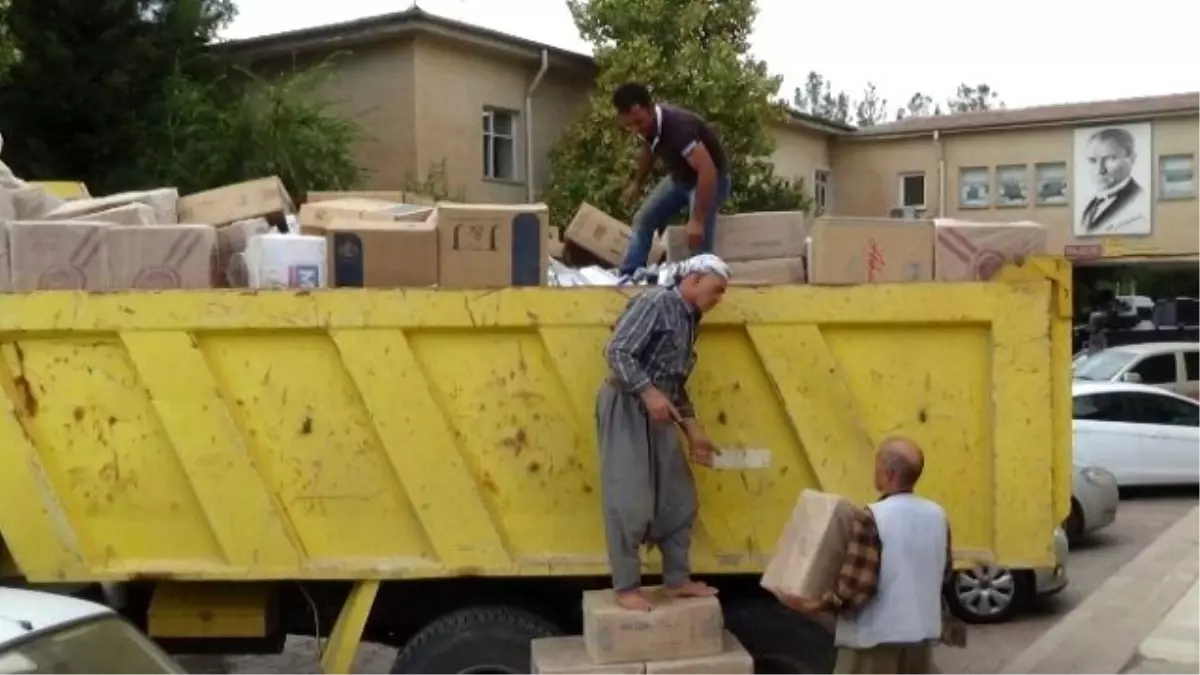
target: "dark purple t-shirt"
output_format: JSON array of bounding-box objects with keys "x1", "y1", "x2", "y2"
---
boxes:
[{"x1": 643, "y1": 104, "x2": 728, "y2": 187}]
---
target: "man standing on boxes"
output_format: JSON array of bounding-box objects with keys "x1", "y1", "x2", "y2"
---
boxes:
[
  {"x1": 611, "y1": 82, "x2": 731, "y2": 279},
  {"x1": 776, "y1": 437, "x2": 953, "y2": 674},
  {"x1": 597, "y1": 254, "x2": 730, "y2": 612}
]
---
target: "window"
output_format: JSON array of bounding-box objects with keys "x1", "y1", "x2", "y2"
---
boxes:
[
  {"x1": 996, "y1": 165, "x2": 1029, "y2": 207},
  {"x1": 813, "y1": 169, "x2": 830, "y2": 214},
  {"x1": 1185, "y1": 351, "x2": 1198, "y2": 381},
  {"x1": 482, "y1": 108, "x2": 517, "y2": 181},
  {"x1": 1126, "y1": 392, "x2": 1200, "y2": 428},
  {"x1": 1159, "y1": 154, "x2": 1195, "y2": 199},
  {"x1": 1034, "y1": 162, "x2": 1068, "y2": 205},
  {"x1": 898, "y1": 172, "x2": 925, "y2": 209},
  {"x1": 1129, "y1": 354, "x2": 1178, "y2": 385},
  {"x1": 1073, "y1": 393, "x2": 1131, "y2": 423},
  {"x1": 958, "y1": 167, "x2": 989, "y2": 208}
]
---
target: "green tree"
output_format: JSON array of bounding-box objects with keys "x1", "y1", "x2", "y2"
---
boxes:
[
  {"x1": 946, "y1": 83, "x2": 1003, "y2": 113},
  {"x1": 793, "y1": 71, "x2": 850, "y2": 125},
  {"x1": 854, "y1": 82, "x2": 888, "y2": 127},
  {"x1": 543, "y1": 0, "x2": 810, "y2": 227}
]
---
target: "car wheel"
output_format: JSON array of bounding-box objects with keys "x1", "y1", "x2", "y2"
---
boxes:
[
  {"x1": 944, "y1": 565, "x2": 1026, "y2": 624},
  {"x1": 390, "y1": 605, "x2": 561, "y2": 674},
  {"x1": 1064, "y1": 498, "x2": 1086, "y2": 545}
]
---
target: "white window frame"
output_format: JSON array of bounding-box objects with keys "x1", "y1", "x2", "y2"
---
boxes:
[
  {"x1": 814, "y1": 169, "x2": 831, "y2": 214},
  {"x1": 1034, "y1": 162, "x2": 1069, "y2": 206},
  {"x1": 897, "y1": 172, "x2": 926, "y2": 210},
  {"x1": 482, "y1": 107, "x2": 518, "y2": 182},
  {"x1": 1158, "y1": 154, "x2": 1196, "y2": 200}
]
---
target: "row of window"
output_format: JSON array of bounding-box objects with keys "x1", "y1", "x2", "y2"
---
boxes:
[{"x1": 1074, "y1": 390, "x2": 1198, "y2": 428}]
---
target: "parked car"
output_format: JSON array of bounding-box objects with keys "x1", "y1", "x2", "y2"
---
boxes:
[
  {"x1": 944, "y1": 527, "x2": 1069, "y2": 624},
  {"x1": 0, "y1": 587, "x2": 185, "y2": 674},
  {"x1": 1073, "y1": 381, "x2": 1200, "y2": 486},
  {"x1": 1073, "y1": 342, "x2": 1199, "y2": 399},
  {"x1": 1066, "y1": 463, "x2": 1119, "y2": 544}
]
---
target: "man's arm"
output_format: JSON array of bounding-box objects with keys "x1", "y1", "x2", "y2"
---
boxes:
[
  {"x1": 817, "y1": 508, "x2": 882, "y2": 616},
  {"x1": 603, "y1": 293, "x2": 659, "y2": 394}
]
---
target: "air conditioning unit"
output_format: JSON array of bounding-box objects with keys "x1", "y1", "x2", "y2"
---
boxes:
[{"x1": 888, "y1": 206, "x2": 920, "y2": 220}]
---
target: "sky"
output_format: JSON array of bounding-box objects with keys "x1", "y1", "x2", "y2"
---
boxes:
[{"x1": 224, "y1": 0, "x2": 1197, "y2": 114}]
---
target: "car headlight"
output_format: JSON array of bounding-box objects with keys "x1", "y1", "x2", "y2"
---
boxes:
[{"x1": 1081, "y1": 466, "x2": 1115, "y2": 485}]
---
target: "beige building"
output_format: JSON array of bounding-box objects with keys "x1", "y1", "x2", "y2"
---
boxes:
[{"x1": 225, "y1": 9, "x2": 1198, "y2": 262}]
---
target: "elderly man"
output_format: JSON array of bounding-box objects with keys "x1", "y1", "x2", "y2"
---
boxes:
[
  {"x1": 777, "y1": 437, "x2": 953, "y2": 674},
  {"x1": 597, "y1": 254, "x2": 731, "y2": 611}
]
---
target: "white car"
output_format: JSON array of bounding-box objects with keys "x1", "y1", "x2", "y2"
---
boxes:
[
  {"x1": 1073, "y1": 342, "x2": 1199, "y2": 399},
  {"x1": 0, "y1": 587, "x2": 184, "y2": 674},
  {"x1": 1066, "y1": 463, "x2": 1119, "y2": 544},
  {"x1": 1072, "y1": 381, "x2": 1200, "y2": 486}
]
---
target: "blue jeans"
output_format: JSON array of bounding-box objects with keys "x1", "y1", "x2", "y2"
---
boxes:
[{"x1": 620, "y1": 173, "x2": 732, "y2": 275}]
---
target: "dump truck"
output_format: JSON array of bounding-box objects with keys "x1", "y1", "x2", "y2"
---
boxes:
[{"x1": 0, "y1": 257, "x2": 1073, "y2": 674}]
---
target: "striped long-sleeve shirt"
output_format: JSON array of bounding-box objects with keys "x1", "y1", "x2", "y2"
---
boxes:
[{"x1": 604, "y1": 287, "x2": 700, "y2": 418}]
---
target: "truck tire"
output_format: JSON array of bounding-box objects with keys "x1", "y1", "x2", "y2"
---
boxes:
[
  {"x1": 390, "y1": 605, "x2": 562, "y2": 674},
  {"x1": 722, "y1": 595, "x2": 835, "y2": 674}
]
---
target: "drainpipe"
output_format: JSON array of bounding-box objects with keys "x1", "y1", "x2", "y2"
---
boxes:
[
  {"x1": 525, "y1": 49, "x2": 550, "y2": 203},
  {"x1": 934, "y1": 129, "x2": 946, "y2": 217}
]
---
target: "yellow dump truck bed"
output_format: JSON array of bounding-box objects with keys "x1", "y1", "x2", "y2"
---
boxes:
[{"x1": 0, "y1": 259, "x2": 1072, "y2": 583}]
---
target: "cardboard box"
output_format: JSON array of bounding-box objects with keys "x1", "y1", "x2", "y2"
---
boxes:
[
  {"x1": 326, "y1": 218, "x2": 438, "y2": 288},
  {"x1": 808, "y1": 217, "x2": 934, "y2": 284},
  {"x1": 0, "y1": 222, "x2": 11, "y2": 292},
  {"x1": 728, "y1": 257, "x2": 806, "y2": 285},
  {"x1": 45, "y1": 188, "x2": 178, "y2": 224},
  {"x1": 761, "y1": 490, "x2": 860, "y2": 600},
  {"x1": 665, "y1": 211, "x2": 807, "y2": 262},
  {"x1": 299, "y1": 198, "x2": 432, "y2": 235},
  {"x1": 307, "y1": 190, "x2": 436, "y2": 206},
  {"x1": 8, "y1": 221, "x2": 110, "y2": 291},
  {"x1": 13, "y1": 185, "x2": 65, "y2": 220},
  {"x1": 216, "y1": 218, "x2": 270, "y2": 287},
  {"x1": 531, "y1": 636, "x2": 645, "y2": 675},
  {"x1": 177, "y1": 177, "x2": 293, "y2": 226},
  {"x1": 91, "y1": 203, "x2": 156, "y2": 226},
  {"x1": 565, "y1": 202, "x2": 665, "y2": 267},
  {"x1": 108, "y1": 225, "x2": 216, "y2": 289},
  {"x1": 644, "y1": 632, "x2": 753, "y2": 674},
  {"x1": 434, "y1": 203, "x2": 548, "y2": 288},
  {"x1": 933, "y1": 218, "x2": 1049, "y2": 281},
  {"x1": 583, "y1": 587, "x2": 723, "y2": 665}
]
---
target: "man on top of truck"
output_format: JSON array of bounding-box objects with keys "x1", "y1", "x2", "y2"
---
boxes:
[
  {"x1": 597, "y1": 254, "x2": 730, "y2": 611},
  {"x1": 612, "y1": 82, "x2": 731, "y2": 278}
]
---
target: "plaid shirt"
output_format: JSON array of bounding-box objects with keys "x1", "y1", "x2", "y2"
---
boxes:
[
  {"x1": 820, "y1": 499, "x2": 954, "y2": 616},
  {"x1": 604, "y1": 287, "x2": 699, "y2": 418}
]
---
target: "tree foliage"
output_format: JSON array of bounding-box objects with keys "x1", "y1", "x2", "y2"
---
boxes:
[
  {"x1": 791, "y1": 70, "x2": 1005, "y2": 126},
  {"x1": 543, "y1": 0, "x2": 811, "y2": 228}
]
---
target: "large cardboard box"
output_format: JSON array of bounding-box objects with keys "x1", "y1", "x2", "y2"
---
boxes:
[
  {"x1": 933, "y1": 218, "x2": 1049, "y2": 281},
  {"x1": 808, "y1": 217, "x2": 935, "y2": 284},
  {"x1": 46, "y1": 188, "x2": 178, "y2": 224},
  {"x1": 8, "y1": 221, "x2": 110, "y2": 291},
  {"x1": 644, "y1": 632, "x2": 753, "y2": 674},
  {"x1": 0, "y1": 222, "x2": 10, "y2": 292},
  {"x1": 299, "y1": 198, "x2": 431, "y2": 235},
  {"x1": 728, "y1": 257, "x2": 806, "y2": 285},
  {"x1": 108, "y1": 225, "x2": 216, "y2": 289},
  {"x1": 177, "y1": 177, "x2": 293, "y2": 226},
  {"x1": 565, "y1": 202, "x2": 665, "y2": 267},
  {"x1": 531, "y1": 636, "x2": 645, "y2": 675},
  {"x1": 91, "y1": 203, "x2": 156, "y2": 226},
  {"x1": 216, "y1": 218, "x2": 270, "y2": 287},
  {"x1": 583, "y1": 587, "x2": 723, "y2": 665},
  {"x1": 434, "y1": 203, "x2": 547, "y2": 288},
  {"x1": 666, "y1": 211, "x2": 807, "y2": 262},
  {"x1": 307, "y1": 190, "x2": 436, "y2": 206},
  {"x1": 761, "y1": 490, "x2": 860, "y2": 600},
  {"x1": 326, "y1": 218, "x2": 438, "y2": 288}
]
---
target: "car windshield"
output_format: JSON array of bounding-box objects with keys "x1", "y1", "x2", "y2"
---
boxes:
[
  {"x1": 0, "y1": 616, "x2": 185, "y2": 674},
  {"x1": 1073, "y1": 350, "x2": 1136, "y2": 381}
]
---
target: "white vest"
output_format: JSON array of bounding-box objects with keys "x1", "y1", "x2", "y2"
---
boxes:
[{"x1": 834, "y1": 493, "x2": 947, "y2": 648}]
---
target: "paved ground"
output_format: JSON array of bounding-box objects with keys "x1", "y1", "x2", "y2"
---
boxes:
[{"x1": 177, "y1": 488, "x2": 1197, "y2": 674}]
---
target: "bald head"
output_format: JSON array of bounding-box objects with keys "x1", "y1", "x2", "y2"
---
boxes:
[{"x1": 875, "y1": 436, "x2": 925, "y2": 492}]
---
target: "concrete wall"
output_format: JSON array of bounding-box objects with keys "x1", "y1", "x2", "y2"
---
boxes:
[{"x1": 770, "y1": 125, "x2": 832, "y2": 204}]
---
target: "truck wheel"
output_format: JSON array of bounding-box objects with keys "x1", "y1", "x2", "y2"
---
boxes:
[
  {"x1": 722, "y1": 595, "x2": 835, "y2": 674},
  {"x1": 390, "y1": 605, "x2": 561, "y2": 674}
]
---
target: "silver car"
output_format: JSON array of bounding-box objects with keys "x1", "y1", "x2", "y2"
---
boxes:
[
  {"x1": 1066, "y1": 463, "x2": 1119, "y2": 543},
  {"x1": 945, "y1": 527, "x2": 1069, "y2": 624}
]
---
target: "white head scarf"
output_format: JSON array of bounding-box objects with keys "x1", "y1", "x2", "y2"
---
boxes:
[{"x1": 664, "y1": 253, "x2": 732, "y2": 288}]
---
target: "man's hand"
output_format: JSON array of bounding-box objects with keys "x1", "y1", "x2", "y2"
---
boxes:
[
  {"x1": 621, "y1": 182, "x2": 641, "y2": 206},
  {"x1": 773, "y1": 591, "x2": 825, "y2": 616},
  {"x1": 685, "y1": 219, "x2": 704, "y2": 252},
  {"x1": 640, "y1": 387, "x2": 680, "y2": 424},
  {"x1": 684, "y1": 425, "x2": 715, "y2": 467}
]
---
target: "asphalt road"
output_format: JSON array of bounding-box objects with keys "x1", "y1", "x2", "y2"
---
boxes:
[{"x1": 179, "y1": 488, "x2": 1198, "y2": 675}]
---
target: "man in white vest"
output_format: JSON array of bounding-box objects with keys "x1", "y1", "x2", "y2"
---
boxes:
[{"x1": 775, "y1": 437, "x2": 952, "y2": 674}]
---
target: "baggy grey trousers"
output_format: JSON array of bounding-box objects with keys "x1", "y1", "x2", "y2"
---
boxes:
[{"x1": 595, "y1": 382, "x2": 698, "y2": 591}]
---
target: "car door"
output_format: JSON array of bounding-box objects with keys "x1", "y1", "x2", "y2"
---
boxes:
[
  {"x1": 1125, "y1": 391, "x2": 1200, "y2": 485},
  {"x1": 1126, "y1": 353, "x2": 1180, "y2": 394},
  {"x1": 1072, "y1": 393, "x2": 1148, "y2": 485},
  {"x1": 1182, "y1": 350, "x2": 1199, "y2": 400}
]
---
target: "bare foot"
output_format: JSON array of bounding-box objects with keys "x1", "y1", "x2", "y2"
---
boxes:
[
  {"x1": 614, "y1": 588, "x2": 654, "y2": 612},
  {"x1": 664, "y1": 580, "x2": 719, "y2": 598}
]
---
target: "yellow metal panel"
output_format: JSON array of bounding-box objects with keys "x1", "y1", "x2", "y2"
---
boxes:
[
  {"x1": 0, "y1": 259, "x2": 1071, "y2": 582},
  {"x1": 148, "y1": 582, "x2": 272, "y2": 638},
  {"x1": 28, "y1": 181, "x2": 90, "y2": 200}
]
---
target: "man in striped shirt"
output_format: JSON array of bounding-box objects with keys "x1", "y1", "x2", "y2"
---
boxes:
[{"x1": 597, "y1": 255, "x2": 731, "y2": 611}]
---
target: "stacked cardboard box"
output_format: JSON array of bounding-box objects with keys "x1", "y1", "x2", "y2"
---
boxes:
[
  {"x1": 530, "y1": 588, "x2": 753, "y2": 674},
  {"x1": 563, "y1": 202, "x2": 666, "y2": 270},
  {"x1": 664, "y1": 212, "x2": 807, "y2": 285}
]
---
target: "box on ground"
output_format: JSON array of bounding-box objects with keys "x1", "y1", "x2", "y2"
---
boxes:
[
  {"x1": 728, "y1": 257, "x2": 806, "y2": 285},
  {"x1": 761, "y1": 489, "x2": 859, "y2": 600},
  {"x1": 326, "y1": 218, "x2": 438, "y2": 288},
  {"x1": 645, "y1": 631, "x2": 753, "y2": 674},
  {"x1": 45, "y1": 188, "x2": 178, "y2": 225},
  {"x1": 666, "y1": 211, "x2": 806, "y2": 262},
  {"x1": 531, "y1": 636, "x2": 645, "y2": 675},
  {"x1": 8, "y1": 221, "x2": 109, "y2": 291},
  {"x1": 299, "y1": 198, "x2": 432, "y2": 235},
  {"x1": 808, "y1": 217, "x2": 934, "y2": 284},
  {"x1": 933, "y1": 218, "x2": 1049, "y2": 281},
  {"x1": 177, "y1": 177, "x2": 293, "y2": 227},
  {"x1": 306, "y1": 190, "x2": 435, "y2": 206},
  {"x1": 434, "y1": 203, "x2": 547, "y2": 288},
  {"x1": 565, "y1": 202, "x2": 665, "y2": 268},
  {"x1": 108, "y1": 225, "x2": 216, "y2": 289},
  {"x1": 583, "y1": 587, "x2": 723, "y2": 665}
]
